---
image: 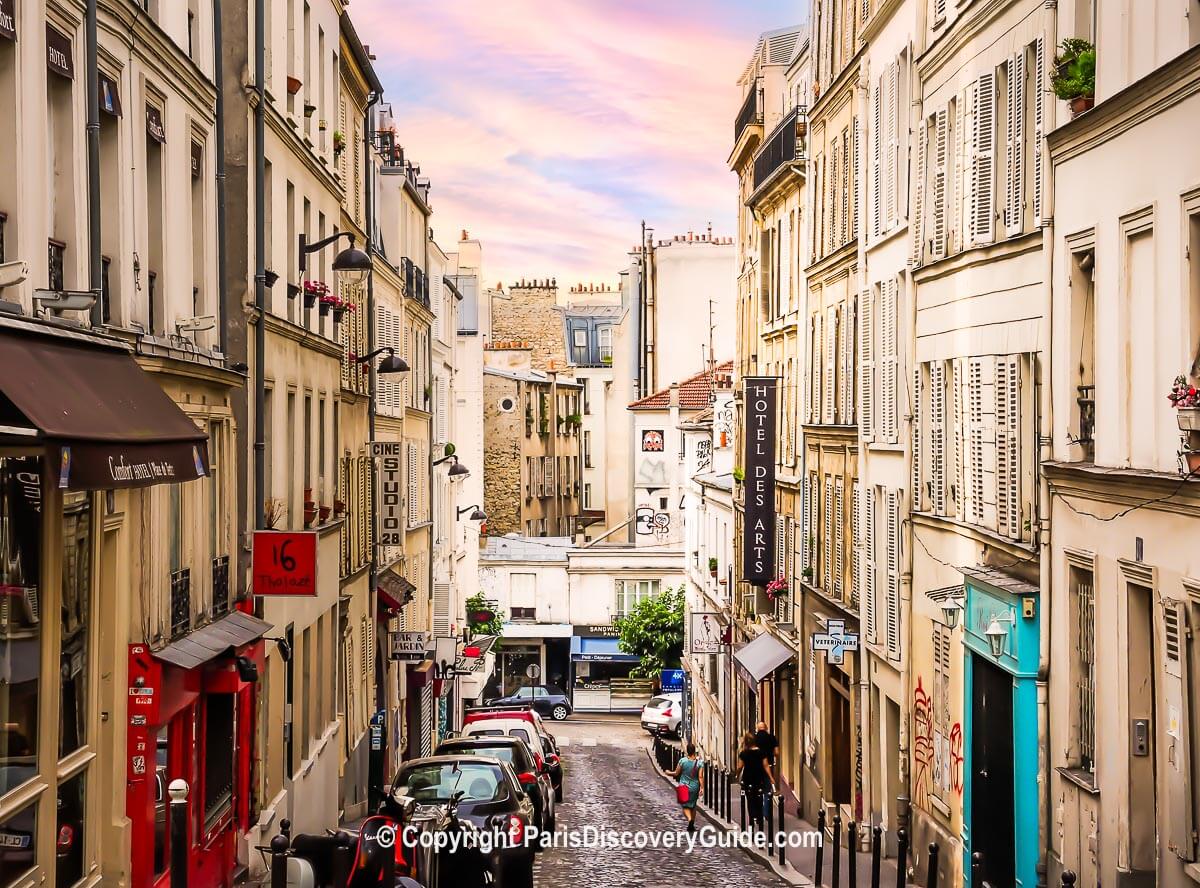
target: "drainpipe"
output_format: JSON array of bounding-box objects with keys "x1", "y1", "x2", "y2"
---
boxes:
[
  {"x1": 364, "y1": 90, "x2": 381, "y2": 717},
  {"x1": 253, "y1": 0, "x2": 265, "y2": 531},
  {"x1": 213, "y1": 0, "x2": 228, "y2": 356},
  {"x1": 86, "y1": 0, "x2": 101, "y2": 326}
]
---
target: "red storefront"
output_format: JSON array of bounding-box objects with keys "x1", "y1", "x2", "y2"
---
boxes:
[{"x1": 127, "y1": 611, "x2": 269, "y2": 888}]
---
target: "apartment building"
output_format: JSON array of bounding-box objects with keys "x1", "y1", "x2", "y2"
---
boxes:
[{"x1": 1045, "y1": 4, "x2": 1200, "y2": 884}]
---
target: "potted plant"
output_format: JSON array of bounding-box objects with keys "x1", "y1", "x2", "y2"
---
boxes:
[
  {"x1": 333, "y1": 298, "x2": 354, "y2": 325},
  {"x1": 318, "y1": 291, "x2": 339, "y2": 317},
  {"x1": 1051, "y1": 38, "x2": 1096, "y2": 116},
  {"x1": 304, "y1": 101, "x2": 317, "y2": 118},
  {"x1": 286, "y1": 75, "x2": 302, "y2": 96},
  {"x1": 732, "y1": 466, "x2": 745, "y2": 483},
  {"x1": 303, "y1": 280, "x2": 327, "y2": 310},
  {"x1": 1169, "y1": 375, "x2": 1200, "y2": 429},
  {"x1": 765, "y1": 574, "x2": 789, "y2": 601},
  {"x1": 802, "y1": 566, "x2": 814, "y2": 582},
  {"x1": 319, "y1": 503, "x2": 331, "y2": 522},
  {"x1": 708, "y1": 557, "x2": 719, "y2": 578},
  {"x1": 333, "y1": 130, "x2": 346, "y2": 158},
  {"x1": 264, "y1": 497, "x2": 286, "y2": 530},
  {"x1": 333, "y1": 498, "x2": 347, "y2": 517},
  {"x1": 304, "y1": 503, "x2": 317, "y2": 526}
]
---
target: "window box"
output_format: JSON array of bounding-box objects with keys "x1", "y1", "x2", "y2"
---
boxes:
[{"x1": 1176, "y1": 407, "x2": 1200, "y2": 432}]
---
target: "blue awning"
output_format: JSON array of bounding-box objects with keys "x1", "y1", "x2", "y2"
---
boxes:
[{"x1": 570, "y1": 636, "x2": 640, "y2": 662}]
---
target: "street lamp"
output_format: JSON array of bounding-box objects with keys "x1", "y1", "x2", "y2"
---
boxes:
[
  {"x1": 434, "y1": 454, "x2": 469, "y2": 479},
  {"x1": 298, "y1": 231, "x2": 371, "y2": 287},
  {"x1": 940, "y1": 597, "x2": 964, "y2": 629},
  {"x1": 984, "y1": 614, "x2": 1014, "y2": 658},
  {"x1": 457, "y1": 504, "x2": 487, "y2": 521},
  {"x1": 355, "y1": 347, "x2": 409, "y2": 374}
]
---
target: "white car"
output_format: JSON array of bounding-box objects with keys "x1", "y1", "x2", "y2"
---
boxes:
[{"x1": 640, "y1": 694, "x2": 683, "y2": 737}]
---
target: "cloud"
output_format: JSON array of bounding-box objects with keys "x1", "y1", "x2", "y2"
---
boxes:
[{"x1": 352, "y1": 0, "x2": 803, "y2": 287}]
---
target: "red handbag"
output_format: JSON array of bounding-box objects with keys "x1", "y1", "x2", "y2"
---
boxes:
[{"x1": 676, "y1": 783, "x2": 690, "y2": 805}]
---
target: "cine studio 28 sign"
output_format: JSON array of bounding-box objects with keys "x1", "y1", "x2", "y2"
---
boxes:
[{"x1": 742, "y1": 377, "x2": 777, "y2": 586}]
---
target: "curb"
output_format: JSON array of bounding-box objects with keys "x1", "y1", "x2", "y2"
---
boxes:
[{"x1": 643, "y1": 746, "x2": 815, "y2": 887}]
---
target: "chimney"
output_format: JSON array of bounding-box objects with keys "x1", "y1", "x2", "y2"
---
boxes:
[{"x1": 461, "y1": 229, "x2": 469, "y2": 241}]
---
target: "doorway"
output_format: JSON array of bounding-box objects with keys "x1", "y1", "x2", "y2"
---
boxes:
[
  {"x1": 970, "y1": 655, "x2": 1015, "y2": 887},
  {"x1": 829, "y1": 667, "x2": 852, "y2": 805}
]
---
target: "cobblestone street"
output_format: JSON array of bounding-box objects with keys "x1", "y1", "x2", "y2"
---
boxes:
[{"x1": 533, "y1": 716, "x2": 789, "y2": 888}]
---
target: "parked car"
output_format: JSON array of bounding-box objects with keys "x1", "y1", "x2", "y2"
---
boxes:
[
  {"x1": 392, "y1": 755, "x2": 537, "y2": 888},
  {"x1": 640, "y1": 694, "x2": 683, "y2": 737},
  {"x1": 435, "y1": 735, "x2": 555, "y2": 836},
  {"x1": 461, "y1": 716, "x2": 563, "y2": 801},
  {"x1": 484, "y1": 685, "x2": 572, "y2": 720}
]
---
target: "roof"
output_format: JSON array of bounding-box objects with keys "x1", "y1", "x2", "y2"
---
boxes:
[
  {"x1": 153, "y1": 611, "x2": 273, "y2": 670},
  {"x1": 481, "y1": 535, "x2": 571, "y2": 563},
  {"x1": 565, "y1": 304, "x2": 624, "y2": 319},
  {"x1": 483, "y1": 367, "x2": 582, "y2": 389},
  {"x1": 629, "y1": 361, "x2": 734, "y2": 411},
  {"x1": 695, "y1": 472, "x2": 734, "y2": 492}
]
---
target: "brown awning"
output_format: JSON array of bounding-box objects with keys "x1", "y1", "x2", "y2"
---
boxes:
[
  {"x1": 99, "y1": 72, "x2": 122, "y2": 116},
  {"x1": 154, "y1": 611, "x2": 273, "y2": 670},
  {"x1": 377, "y1": 566, "x2": 416, "y2": 612},
  {"x1": 46, "y1": 24, "x2": 72, "y2": 79},
  {"x1": 0, "y1": 328, "x2": 209, "y2": 489}
]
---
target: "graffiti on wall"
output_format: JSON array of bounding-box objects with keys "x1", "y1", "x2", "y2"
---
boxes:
[
  {"x1": 714, "y1": 401, "x2": 734, "y2": 449},
  {"x1": 634, "y1": 506, "x2": 671, "y2": 539},
  {"x1": 913, "y1": 676, "x2": 964, "y2": 807},
  {"x1": 696, "y1": 438, "x2": 712, "y2": 473},
  {"x1": 641, "y1": 429, "x2": 664, "y2": 452},
  {"x1": 912, "y1": 678, "x2": 934, "y2": 809},
  {"x1": 637, "y1": 458, "x2": 667, "y2": 487}
]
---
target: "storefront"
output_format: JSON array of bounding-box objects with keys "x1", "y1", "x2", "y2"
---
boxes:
[
  {"x1": 569, "y1": 627, "x2": 651, "y2": 712},
  {"x1": 0, "y1": 322, "x2": 213, "y2": 885}
]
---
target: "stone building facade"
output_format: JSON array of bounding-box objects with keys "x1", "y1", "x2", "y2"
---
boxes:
[{"x1": 491, "y1": 280, "x2": 568, "y2": 372}]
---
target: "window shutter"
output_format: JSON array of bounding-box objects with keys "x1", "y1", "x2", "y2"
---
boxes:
[
  {"x1": 776, "y1": 517, "x2": 786, "y2": 577},
  {"x1": 930, "y1": 361, "x2": 946, "y2": 514},
  {"x1": 842, "y1": 299, "x2": 856, "y2": 425},
  {"x1": 885, "y1": 488, "x2": 900, "y2": 660},
  {"x1": 952, "y1": 359, "x2": 964, "y2": 520},
  {"x1": 882, "y1": 280, "x2": 898, "y2": 443},
  {"x1": 968, "y1": 357, "x2": 985, "y2": 525},
  {"x1": 1163, "y1": 599, "x2": 1196, "y2": 860},
  {"x1": 972, "y1": 70, "x2": 997, "y2": 244},
  {"x1": 402, "y1": 324, "x2": 412, "y2": 407},
  {"x1": 932, "y1": 108, "x2": 948, "y2": 260},
  {"x1": 842, "y1": 130, "x2": 851, "y2": 246},
  {"x1": 1005, "y1": 52, "x2": 1026, "y2": 237},
  {"x1": 852, "y1": 117, "x2": 861, "y2": 238},
  {"x1": 911, "y1": 366, "x2": 923, "y2": 512},
  {"x1": 834, "y1": 481, "x2": 845, "y2": 598},
  {"x1": 886, "y1": 60, "x2": 899, "y2": 228},
  {"x1": 860, "y1": 287, "x2": 875, "y2": 442},
  {"x1": 1033, "y1": 36, "x2": 1046, "y2": 226},
  {"x1": 802, "y1": 474, "x2": 813, "y2": 573},
  {"x1": 808, "y1": 314, "x2": 820, "y2": 424},
  {"x1": 911, "y1": 121, "x2": 927, "y2": 266},
  {"x1": 851, "y1": 484, "x2": 862, "y2": 608},
  {"x1": 823, "y1": 477, "x2": 833, "y2": 589},
  {"x1": 830, "y1": 142, "x2": 840, "y2": 253},
  {"x1": 873, "y1": 76, "x2": 883, "y2": 238},
  {"x1": 433, "y1": 582, "x2": 451, "y2": 635},
  {"x1": 786, "y1": 518, "x2": 795, "y2": 586},
  {"x1": 864, "y1": 485, "x2": 877, "y2": 643},
  {"x1": 407, "y1": 442, "x2": 418, "y2": 525},
  {"x1": 995, "y1": 355, "x2": 1022, "y2": 539},
  {"x1": 825, "y1": 306, "x2": 836, "y2": 424},
  {"x1": 933, "y1": 0, "x2": 947, "y2": 23},
  {"x1": 952, "y1": 92, "x2": 966, "y2": 253}
]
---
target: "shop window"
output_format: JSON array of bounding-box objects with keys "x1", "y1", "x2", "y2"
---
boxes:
[
  {"x1": 203, "y1": 694, "x2": 235, "y2": 829},
  {"x1": 0, "y1": 799, "x2": 39, "y2": 885},
  {"x1": 59, "y1": 490, "x2": 91, "y2": 758},
  {"x1": 0, "y1": 457, "x2": 43, "y2": 796},
  {"x1": 56, "y1": 771, "x2": 85, "y2": 886}
]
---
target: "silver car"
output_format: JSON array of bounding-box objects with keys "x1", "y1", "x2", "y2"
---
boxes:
[{"x1": 640, "y1": 694, "x2": 682, "y2": 737}]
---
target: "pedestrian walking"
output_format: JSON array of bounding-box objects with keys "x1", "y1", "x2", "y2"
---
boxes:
[
  {"x1": 670, "y1": 743, "x2": 704, "y2": 833},
  {"x1": 754, "y1": 721, "x2": 779, "y2": 780},
  {"x1": 737, "y1": 731, "x2": 774, "y2": 834}
]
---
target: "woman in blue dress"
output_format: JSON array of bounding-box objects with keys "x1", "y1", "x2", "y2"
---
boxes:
[{"x1": 671, "y1": 743, "x2": 704, "y2": 832}]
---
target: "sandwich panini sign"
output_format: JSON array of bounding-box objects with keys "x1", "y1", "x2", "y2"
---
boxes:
[{"x1": 742, "y1": 377, "x2": 777, "y2": 586}]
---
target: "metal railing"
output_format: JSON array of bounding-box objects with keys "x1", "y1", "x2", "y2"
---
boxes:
[
  {"x1": 169, "y1": 568, "x2": 191, "y2": 639},
  {"x1": 1076, "y1": 384, "x2": 1095, "y2": 459},
  {"x1": 734, "y1": 84, "x2": 763, "y2": 142},
  {"x1": 211, "y1": 556, "x2": 230, "y2": 617},
  {"x1": 403, "y1": 257, "x2": 430, "y2": 307},
  {"x1": 753, "y1": 106, "x2": 804, "y2": 191}
]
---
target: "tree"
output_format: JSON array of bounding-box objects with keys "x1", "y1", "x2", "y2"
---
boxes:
[{"x1": 615, "y1": 585, "x2": 685, "y2": 679}]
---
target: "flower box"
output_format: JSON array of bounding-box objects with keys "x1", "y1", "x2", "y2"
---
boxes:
[
  {"x1": 303, "y1": 281, "x2": 328, "y2": 310},
  {"x1": 1169, "y1": 376, "x2": 1200, "y2": 428},
  {"x1": 1177, "y1": 408, "x2": 1200, "y2": 432},
  {"x1": 319, "y1": 504, "x2": 331, "y2": 522},
  {"x1": 286, "y1": 75, "x2": 302, "y2": 95},
  {"x1": 1183, "y1": 450, "x2": 1200, "y2": 475}
]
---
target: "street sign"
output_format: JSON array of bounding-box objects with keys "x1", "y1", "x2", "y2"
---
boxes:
[
  {"x1": 812, "y1": 619, "x2": 859, "y2": 666},
  {"x1": 690, "y1": 612, "x2": 724, "y2": 653},
  {"x1": 525, "y1": 663, "x2": 541, "y2": 679},
  {"x1": 390, "y1": 631, "x2": 428, "y2": 660},
  {"x1": 252, "y1": 530, "x2": 317, "y2": 596},
  {"x1": 661, "y1": 668, "x2": 684, "y2": 691},
  {"x1": 371, "y1": 441, "x2": 404, "y2": 547}
]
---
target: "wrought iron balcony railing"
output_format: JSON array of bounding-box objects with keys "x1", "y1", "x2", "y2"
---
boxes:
[
  {"x1": 753, "y1": 106, "x2": 805, "y2": 191},
  {"x1": 734, "y1": 85, "x2": 763, "y2": 143},
  {"x1": 211, "y1": 555, "x2": 230, "y2": 617},
  {"x1": 170, "y1": 568, "x2": 191, "y2": 639},
  {"x1": 1076, "y1": 384, "x2": 1096, "y2": 460}
]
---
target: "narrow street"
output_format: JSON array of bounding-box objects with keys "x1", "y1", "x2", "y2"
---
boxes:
[{"x1": 534, "y1": 717, "x2": 789, "y2": 888}]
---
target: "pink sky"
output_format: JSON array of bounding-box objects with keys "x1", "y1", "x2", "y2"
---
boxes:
[{"x1": 351, "y1": 0, "x2": 802, "y2": 288}]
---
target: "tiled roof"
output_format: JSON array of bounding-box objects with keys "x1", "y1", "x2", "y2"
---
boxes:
[{"x1": 629, "y1": 361, "x2": 734, "y2": 411}]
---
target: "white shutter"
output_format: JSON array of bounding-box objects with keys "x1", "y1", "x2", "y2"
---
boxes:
[
  {"x1": 930, "y1": 361, "x2": 946, "y2": 514},
  {"x1": 864, "y1": 485, "x2": 877, "y2": 643},
  {"x1": 996, "y1": 355, "x2": 1021, "y2": 539},
  {"x1": 853, "y1": 117, "x2": 861, "y2": 237},
  {"x1": 433, "y1": 582, "x2": 451, "y2": 635},
  {"x1": 882, "y1": 280, "x2": 898, "y2": 443},
  {"x1": 851, "y1": 484, "x2": 862, "y2": 608},
  {"x1": 1005, "y1": 52, "x2": 1026, "y2": 237},
  {"x1": 972, "y1": 71, "x2": 997, "y2": 244},
  {"x1": 860, "y1": 287, "x2": 875, "y2": 442},
  {"x1": 407, "y1": 442, "x2": 418, "y2": 525},
  {"x1": 834, "y1": 480, "x2": 845, "y2": 598},
  {"x1": 786, "y1": 518, "x2": 795, "y2": 586},
  {"x1": 933, "y1": 0, "x2": 947, "y2": 23},
  {"x1": 952, "y1": 359, "x2": 964, "y2": 520},
  {"x1": 967, "y1": 357, "x2": 985, "y2": 525},
  {"x1": 885, "y1": 489, "x2": 900, "y2": 660},
  {"x1": 802, "y1": 474, "x2": 813, "y2": 573},
  {"x1": 830, "y1": 140, "x2": 840, "y2": 253},
  {"x1": 808, "y1": 314, "x2": 820, "y2": 424},
  {"x1": 873, "y1": 76, "x2": 883, "y2": 238},
  {"x1": 842, "y1": 300, "x2": 855, "y2": 425},
  {"x1": 776, "y1": 516, "x2": 786, "y2": 577},
  {"x1": 1164, "y1": 599, "x2": 1196, "y2": 860},
  {"x1": 823, "y1": 477, "x2": 833, "y2": 589},
  {"x1": 952, "y1": 92, "x2": 966, "y2": 253},
  {"x1": 1033, "y1": 36, "x2": 1046, "y2": 226},
  {"x1": 779, "y1": 216, "x2": 791, "y2": 311},
  {"x1": 911, "y1": 366, "x2": 923, "y2": 512},
  {"x1": 886, "y1": 60, "x2": 899, "y2": 229},
  {"x1": 911, "y1": 121, "x2": 926, "y2": 266},
  {"x1": 932, "y1": 108, "x2": 948, "y2": 260},
  {"x1": 824, "y1": 306, "x2": 836, "y2": 423}
]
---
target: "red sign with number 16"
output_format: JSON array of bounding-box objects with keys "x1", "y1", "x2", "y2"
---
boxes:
[{"x1": 252, "y1": 530, "x2": 318, "y2": 596}]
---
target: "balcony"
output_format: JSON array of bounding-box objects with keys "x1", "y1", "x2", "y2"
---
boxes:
[
  {"x1": 169, "y1": 568, "x2": 191, "y2": 639},
  {"x1": 403, "y1": 257, "x2": 430, "y2": 308},
  {"x1": 211, "y1": 555, "x2": 230, "y2": 617},
  {"x1": 734, "y1": 85, "x2": 763, "y2": 143},
  {"x1": 48, "y1": 239, "x2": 66, "y2": 290},
  {"x1": 752, "y1": 106, "x2": 805, "y2": 192}
]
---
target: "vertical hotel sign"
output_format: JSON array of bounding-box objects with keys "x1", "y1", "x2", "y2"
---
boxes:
[
  {"x1": 371, "y1": 441, "x2": 404, "y2": 546},
  {"x1": 742, "y1": 377, "x2": 777, "y2": 585}
]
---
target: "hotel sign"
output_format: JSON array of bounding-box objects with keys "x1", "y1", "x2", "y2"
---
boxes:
[
  {"x1": 742, "y1": 377, "x2": 777, "y2": 586},
  {"x1": 371, "y1": 441, "x2": 404, "y2": 546},
  {"x1": 46, "y1": 24, "x2": 73, "y2": 79},
  {"x1": 0, "y1": 0, "x2": 16, "y2": 42}
]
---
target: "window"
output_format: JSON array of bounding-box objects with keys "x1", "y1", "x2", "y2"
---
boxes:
[
  {"x1": 145, "y1": 103, "x2": 166, "y2": 332},
  {"x1": 1069, "y1": 563, "x2": 1096, "y2": 773},
  {"x1": 571, "y1": 328, "x2": 588, "y2": 364},
  {"x1": 598, "y1": 326, "x2": 613, "y2": 363},
  {"x1": 511, "y1": 573, "x2": 536, "y2": 621},
  {"x1": 60, "y1": 490, "x2": 92, "y2": 758},
  {"x1": 615, "y1": 579, "x2": 660, "y2": 615},
  {"x1": 583, "y1": 483, "x2": 592, "y2": 509}
]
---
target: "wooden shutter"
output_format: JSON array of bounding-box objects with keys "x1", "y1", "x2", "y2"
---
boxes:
[
  {"x1": 933, "y1": 0, "x2": 947, "y2": 23},
  {"x1": 834, "y1": 480, "x2": 845, "y2": 598},
  {"x1": 1164, "y1": 599, "x2": 1196, "y2": 860},
  {"x1": 852, "y1": 116, "x2": 861, "y2": 238},
  {"x1": 967, "y1": 357, "x2": 985, "y2": 525},
  {"x1": 776, "y1": 517, "x2": 786, "y2": 576},
  {"x1": 823, "y1": 476, "x2": 834, "y2": 588},
  {"x1": 864, "y1": 484, "x2": 877, "y2": 643},
  {"x1": 911, "y1": 120, "x2": 926, "y2": 266},
  {"x1": 1033, "y1": 36, "x2": 1046, "y2": 226},
  {"x1": 932, "y1": 107, "x2": 948, "y2": 260},
  {"x1": 1005, "y1": 52, "x2": 1026, "y2": 237},
  {"x1": 952, "y1": 92, "x2": 966, "y2": 253},
  {"x1": 433, "y1": 582, "x2": 451, "y2": 635},
  {"x1": 407, "y1": 442, "x2": 418, "y2": 525},
  {"x1": 873, "y1": 75, "x2": 883, "y2": 238},
  {"x1": 972, "y1": 71, "x2": 997, "y2": 244},
  {"x1": 886, "y1": 60, "x2": 899, "y2": 229},
  {"x1": 930, "y1": 361, "x2": 946, "y2": 514},
  {"x1": 952, "y1": 359, "x2": 965, "y2": 520},
  {"x1": 825, "y1": 306, "x2": 836, "y2": 423},
  {"x1": 851, "y1": 483, "x2": 862, "y2": 608},
  {"x1": 882, "y1": 280, "x2": 898, "y2": 443},
  {"x1": 860, "y1": 287, "x2": 875, "y2": 442},
  {"x1": 911, "y1": 366, "x2": 923, "y2": 512},
  {"x1": 802, "y1": 473, "x2": 813, "y2": 573},
  {"x1": 786, "y1": 518, "x2": 795, "y2": 587},
  {"x1": 808, "y1": 314, "x2": 820, "y2": 423},
  {"x1": 996, "y1": 355, "x2": 1022, "y2": 539},
  {"x1": 885, "y1": 488, "x2": 900, "y2": 660},
  {"x1": 842, "y1": 299, "x2": 856, "y2": 424},
  {"x1": 842, "y1": 130, "x2": 851, "y2": 246},
  {"x1": 830, "y1": 141, "x2": 840, "y2": 253}
]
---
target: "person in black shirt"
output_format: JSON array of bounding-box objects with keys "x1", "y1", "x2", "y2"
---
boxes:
[
  {"x1": 755, "y1": 720, "x2": 779, "y2": 782},
  {"x1": 737, "y1": 731, "x2": 775, "y2": 831}
]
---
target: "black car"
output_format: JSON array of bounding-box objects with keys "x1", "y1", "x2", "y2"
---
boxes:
[
  {"x1": 435, "y1": 736, "x2": 555, "y2": 836},
  {"x1": 536, "y1": 729, "x2": 564, "y2": 802},
  {"x1": 392, "y1": 755, "x2": 537, "y2": 888},
  {"x1": 484, "y1": 684, "x2": 572, "y2": 721}
]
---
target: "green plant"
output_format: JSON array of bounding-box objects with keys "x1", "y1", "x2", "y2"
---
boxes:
[
  {"x1": 732, "y1": 466, "x2": 745, "y2": 482},
  {"x1": 1050, "y1": 38, "x2": 1095, "y2": 101},
  {"x1": 708, "y1": 557, "x2": 719, "y2": 572},
  {"x1": 566, "y1": 413, "x2": 583, "y2": 426},
  {"x1": 465, "y1": 593, "x2": 505, "y2": 641},
  {"x1": 615, "y1": 585, "x2": 685, "y2": 678}
]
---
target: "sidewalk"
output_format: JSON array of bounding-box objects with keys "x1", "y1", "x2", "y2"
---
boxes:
[{"x1": 648, "y1": 747, "x2": 902, "y2": 887}]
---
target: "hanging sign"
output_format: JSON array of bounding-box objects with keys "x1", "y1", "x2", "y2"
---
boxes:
[
  {"x1": 390, "y1": 631, "x2": 428, "y2": 661},
  {"x1": 371, "y1": 441, "x2": 404, "y2": 547},
  {"x1": 145, "y1": 104, "x2": 166, "y2": 143},
  {"x1": 46, "y1": 24, "x2": 73, "y2": 78},
  {"x1": 99, "y1": 72, "x2": 122, "y2": 116},
  {"x1": 742, "y1": 377, "x2": 777, "y2": 585},
  {"x1": 252, "y1": 530, "x2": 317, "y2": 596},
  {"x1": 690, "y1": 612, "x2": 724, "y2": 654},
  {"x1": 812, "y1": 619, "x2": 859, "y2": 666}
]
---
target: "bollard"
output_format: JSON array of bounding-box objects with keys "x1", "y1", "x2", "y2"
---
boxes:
[
  {"x1": 926, "y1": 843, "x2": 939, "y2": 888},
  {"x1": 847, "y1": 822, "x2": 858, "y2": 887},
  {"x1": 814, "y1": 808, "x2": 826, "y2": 886},
  {"x1": 895, "y1": 828, "x2": 909, "y2": 888},
  {"x1": 740, "y1": 790, "x2": 748, "y2": 830},
  {"x1": 831, "y1": 814, "x2": 842, "y2": 888},
  {"x1": 168, "y1": 779, "x2": 189, "y2": 888},
  {"x1": 765, "y1": 790, "x2": 775, "y2": 852},
  {"x1": 724, "y1": 769, "x2": 732, "y2": 822},
  {"x1": 777, "y1": 795, "x2": 786, "y2": 865},
  {"x1": 871, "y1": 826, "x2": 882, "y2": 888},
  {"x1": 1062, "y1": 872, "x2": 1077, "y2": 887},
  {"x1": 332, "y1": 830, "x2": 355, "y2": 888},
  {"x1": 269, "y1": 833, "x2": 290, "y2": 888}
]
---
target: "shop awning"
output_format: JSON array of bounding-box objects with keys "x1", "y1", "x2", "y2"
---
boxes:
[
  {"x1": 0, "y1": 328, "x2": 209, "y2": 489},
  {"x1": 377, "y1": 567, "x2": 416, "y2": 612},
  {"x1": 153, "y1": 611, "x2": 272, "y2": 670},
  {"x1": 569, "y1": 636, "x2": 639, "y2": 663},
  {"x1": 733, "y1": 632, "x2": 794, "y2": 686}
]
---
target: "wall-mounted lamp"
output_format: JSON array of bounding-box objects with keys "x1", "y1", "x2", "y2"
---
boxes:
[
  {"x1": 984, "y1": 613, "x2": 1015, "y2": 659},
  {"x1": 940, "y1": 597, "x2": 965, "y2": 630},
  {"x1": 434, "y1": 454, "x2": 469, "y2": 478},
  {"x1": 457, "y1": 504, "x2": 487, "y2": 521},
  {"x1": 355, "y1": 346, "x2": 409, "y2": 374},
  {"x1": 299, "y1": 231, "x2": 371, "y2": 287}
]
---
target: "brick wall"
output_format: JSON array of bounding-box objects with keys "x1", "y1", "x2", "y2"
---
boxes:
[
  {"x1": 490, "y1": 281, "x2": 569, "y2": 372},
  {"x1": 483, "y1": 374, "x2": 523, "y2": 535}
]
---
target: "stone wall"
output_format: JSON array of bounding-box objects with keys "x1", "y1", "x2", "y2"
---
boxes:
[
  {"x1": 490, "y1": 281, "x2": 569, "y2": 373},
  {"x1": 482, "y1": 373, "x2": 524, "y2": 535}
]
